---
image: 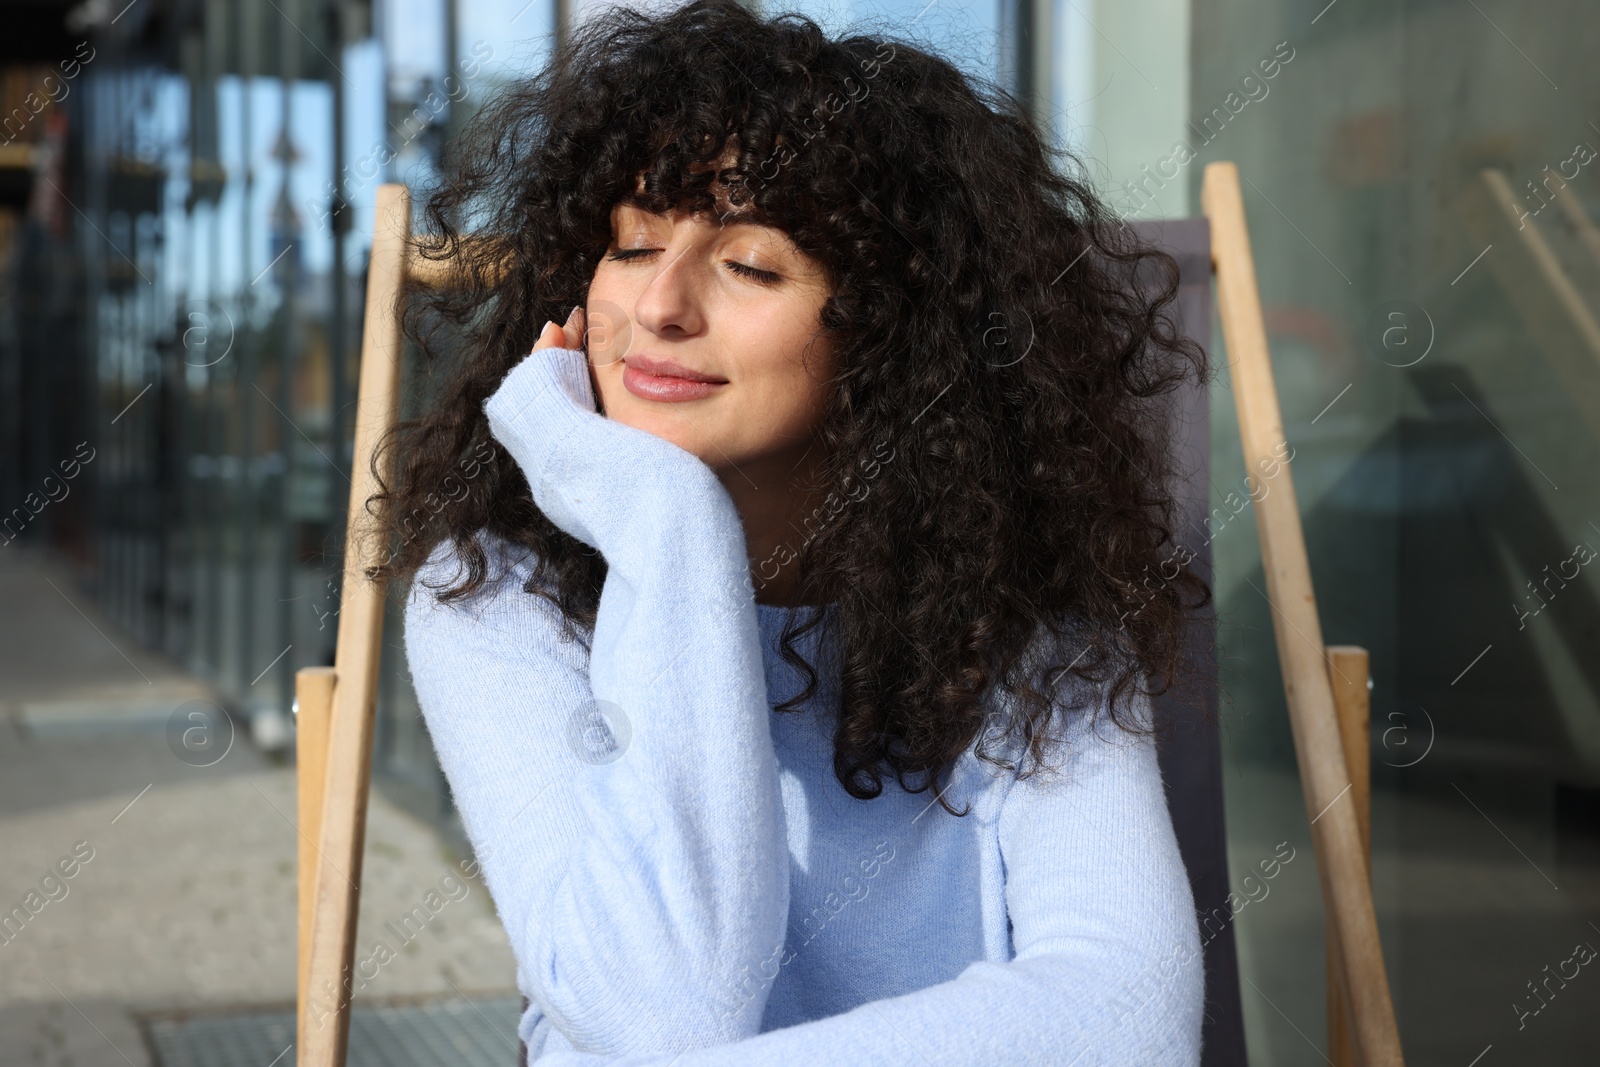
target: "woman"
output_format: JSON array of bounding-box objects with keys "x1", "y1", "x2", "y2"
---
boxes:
[{"x1": 374, "y1": 1, "x2": 1213, "y2": 1063}]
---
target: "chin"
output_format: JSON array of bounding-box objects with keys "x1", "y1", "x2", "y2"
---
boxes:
[{"x1": 610, "y1": 408, "x2": 708, "y2": 460}]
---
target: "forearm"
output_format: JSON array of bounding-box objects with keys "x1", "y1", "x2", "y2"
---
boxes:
[
  {"x1": 418, "y1": 345, "x2": 790, "y2": 1051},
  {"x1": 526, "y1": 553, "x2": 789, "y2": 1050},
  {"x1": 524, "y1": 943, "x2": 1202, "y2": 1067},
  {"x1": 517, "y1": 683, "x2": 1203, "y2": 1065}
]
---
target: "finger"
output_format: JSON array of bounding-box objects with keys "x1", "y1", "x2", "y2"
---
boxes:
[
  {"x1": 565, "y1": 305, "x2": 587, "y2": 351},
  {"x1": 532, "y1": 319, "x2": 563, "y2": 352}
]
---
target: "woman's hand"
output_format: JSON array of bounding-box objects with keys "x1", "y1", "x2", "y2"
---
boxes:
[
  {"x1": 482, "y1": 305, "x2": 741, "y2": 567},
  {"x1": 534, "y1": 305, "x2": 603, "y2": 410},
  {"x1": 535, "y1": 304, "x2": 586, "y2": 352}
]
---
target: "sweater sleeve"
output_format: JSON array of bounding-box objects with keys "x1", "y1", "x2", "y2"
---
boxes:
[
  {"x1": 521, "y1": 684, "x2": 1204, "y2": 1067},
  {"x1": 401, "y1": 345, "x2": 790, "y2": 1054}
]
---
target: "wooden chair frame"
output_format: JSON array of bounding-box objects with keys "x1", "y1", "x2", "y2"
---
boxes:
[
  {"x1": 294, "y1": 183, "x2": 451, "y2": 1067},
  {"x1": 295, "y1": 167, "x2": 1406, "y2": 1066},
  {"x1": 1203, "y1": 162, "x2": 1401, "y2": 1066}
]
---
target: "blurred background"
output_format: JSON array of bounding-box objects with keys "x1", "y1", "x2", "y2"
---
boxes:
[{"x1": 1, "y1": 0, "x2": 1597, "y2": 1063}]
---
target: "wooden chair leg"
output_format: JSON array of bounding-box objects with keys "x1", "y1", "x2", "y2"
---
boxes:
[
  {"x1": 296, "y1": 666, "x2": 337, "y2": 1034},
  {"x1": 300, "y1": 182, "x2": 415, "y2": 1067},
  {"x1": 1326, "y1": 646, "x2": 1372, "y2": 1067},
  {"x1": 1203, "y1": 160, "x2": 1403, "y2": 1065}
]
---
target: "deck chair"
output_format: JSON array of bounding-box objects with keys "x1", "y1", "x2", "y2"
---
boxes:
[{"x1": 295, "y1": 166, "x2": 1405, "y2": 1067}]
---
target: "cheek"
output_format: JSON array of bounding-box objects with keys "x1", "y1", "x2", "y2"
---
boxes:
[
  {"x1": 734, "y1": 343, "x2": 833, "y2": 450},
  {"x1": 731, "y1": 303, "x2": 830, "y2": 411},
  {"x1": 584, "y1": 270, "x2": 637, "y2": 419},
  {"x1": 584, "y1": 270, "x2": 636, "y2": 368}
]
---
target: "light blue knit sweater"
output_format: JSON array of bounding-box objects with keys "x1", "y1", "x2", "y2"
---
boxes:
[{"x1": 401, "y1": 345, "x2": 1204, "y2": 1065}]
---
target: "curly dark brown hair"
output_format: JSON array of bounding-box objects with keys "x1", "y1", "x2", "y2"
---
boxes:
[{"x1": 368, "y1": 0, "x2": 1212, "y2": 815}]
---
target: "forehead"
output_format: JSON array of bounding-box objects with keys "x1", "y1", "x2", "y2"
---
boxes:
[
  {"x1": 612, "y1": 197, "x2": 766, "y2": 230},
  {"x1": 617, "y1": 138, "x2": 772, "y2": 228}
]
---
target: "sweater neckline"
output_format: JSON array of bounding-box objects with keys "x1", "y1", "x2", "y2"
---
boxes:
[
  {"x1": 755, "y1": 600, "x2": 814, "y2": 616},
  {"x1": 753, "y1": 599, "x2": 836, "y2": 650},
  {"x1": 753, "y1": 602, "x2": 840, "y2": 713},
  {"x1": 755, "y1": 600, "x2": 832, "y2": 620}
]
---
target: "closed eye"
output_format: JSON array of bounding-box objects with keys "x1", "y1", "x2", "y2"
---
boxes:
[
  {"x1": 725, "y1": 261, "x2": 782, "y2": 285},
  {"x1": 606, "y1": 246, "x2": 783, "y2": 286}
]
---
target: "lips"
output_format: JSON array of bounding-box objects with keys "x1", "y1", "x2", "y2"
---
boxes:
[
  {"x1": 621, "y1": 355, "x2": 729, "y2": 403},
  {"x1": 624, "y1": 354, "x2": 729, "y2": 384}
]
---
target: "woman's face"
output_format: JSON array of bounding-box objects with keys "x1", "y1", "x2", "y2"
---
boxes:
[{"x1": 583, "y1": 201, "x2": 836, "y2": 480}]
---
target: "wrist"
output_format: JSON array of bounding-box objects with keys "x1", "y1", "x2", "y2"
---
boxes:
[{"x1": 484, "y1": 347, "x2": 747, "y2": 567}]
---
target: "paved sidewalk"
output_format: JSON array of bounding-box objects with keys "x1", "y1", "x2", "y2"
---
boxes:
[{"x1": 0, "y1": 545, "x2": 517, "y2": 1067}]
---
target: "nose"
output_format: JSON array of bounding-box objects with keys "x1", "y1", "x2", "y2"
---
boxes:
[{"x1": 632, "y1": 241, "x2": 708, "y2": 340}]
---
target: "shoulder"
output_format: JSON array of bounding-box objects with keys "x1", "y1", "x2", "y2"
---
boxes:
[
  {"x1": 402, "y1": 530, "x2": 592, "y2": 687},
  {"x1": 979, "y1": 612, "x2": 1156, "y2": 783},
  {"x1": 403, "y1": 528, "x2": 565, "y2": 636}
]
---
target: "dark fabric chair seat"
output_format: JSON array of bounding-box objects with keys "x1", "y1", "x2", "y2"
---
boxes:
[{"x1": 1132, "y1": 217, "x2": 1248, "y2": 1067}]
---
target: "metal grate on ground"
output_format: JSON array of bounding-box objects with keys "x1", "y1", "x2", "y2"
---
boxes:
[{"x1": 143, "y1": 995, "x2": 523, "y2": 1067}]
